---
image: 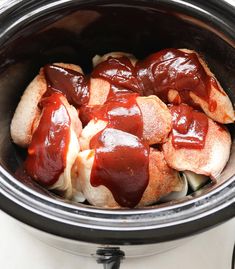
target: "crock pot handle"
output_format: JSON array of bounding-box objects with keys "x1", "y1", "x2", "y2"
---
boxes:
[{"x1": 96, "y1": 247, "x2": 125, "y2": 269}]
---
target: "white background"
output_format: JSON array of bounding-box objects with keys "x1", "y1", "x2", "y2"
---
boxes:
[{"x1": 0, "y1": 211, "x2": 234, "y2": 269}]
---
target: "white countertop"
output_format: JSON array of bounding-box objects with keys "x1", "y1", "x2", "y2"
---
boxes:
[{"x1": 0, "y1": 211, "x2": 234, "y2": 269}]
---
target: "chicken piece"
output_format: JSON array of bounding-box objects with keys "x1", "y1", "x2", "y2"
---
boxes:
[
  {"x1": 49, "y1": 121, "x2": 81, "y2": 198},
  {"x1": 91, "y1": 50, "x2": 235, "y2": 123},
  {"x1": 80, "y1": 95, "x2": 172, "y2": 149},
  {"x1": 74, "y1": 149, "x2": 118, "y2": 207},
  {"x1": 52, "y1": 62, "x2": 83, "y2": 74},
  {"x1": 138, "y1": 148, "x2": 184, "y2": 207},
  {"x1": 162, "y1": 118, "x2": 231, "y2": 179},
  {"x1": 136, "y1": 95, "x2": 172, "y2": 145},
  {"x1": 92, "y1": 51, "x2": 137, "y2": 67},
  {"x1": 88, "y1": 78, "x2": 110, "y2": 106},
  {"x1": 10, "y1": 63, "x2": 83, "y2": 147},
  {"x1": 87, "y1": 52, "x2": 139, "y2": 107},
  {"x1": 79, "y1": 119, "x2": 107, "y2": 151},
  {"x1": 160, "y1": 172, "x2": 188, "y2": 202},
  {"x1": 168, "y1": 89, "x2": 181, "y2": 104},
  {"x1": 25, "y1": 93, "x2": 83, "y2": 198},
  {"x1": 180, "y1": 49, "x2": 234, "y2": 124},
  {"x1": 10, "y1": 67, "x2": 46, "y2": 147},
  {"x1": 74, "y1": 148, "x2": 184, "y2": 208}
]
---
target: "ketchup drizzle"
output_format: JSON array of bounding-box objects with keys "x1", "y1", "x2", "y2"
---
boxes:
[
  {"x1": 170, "y1": 103, "x2": 208, "y2": 149},
  {"x1": 90, "y1": 92, "x2": 143, "y2": 137},
  {"x1": 44, "y1": 49, "x2": 222, "y2": 115},
  {"x1": 23, "y1": 48, "x2": 219, "y2": 206},
  {"x1": 91, "y1": 56, "x2": 140, "y2": 93},
  {"x1": 92, "y1": 49, "x2": 223, "y2": 112},
  {"x1": 91, "y1": 128, "x2": 149, "y2": 208},
  {"x1": 24, "y1": 93, "x2": 71, "y2": 186},
  {"x1": 44, "y1": 64, "x2": 89, "y2": 106},
  {"x1": 89, "y1": 92, "x2": 149, "y2": 208}
]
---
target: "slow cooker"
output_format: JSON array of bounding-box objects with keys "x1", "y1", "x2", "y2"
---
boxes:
[{"x1": 0, "y1": 0, "x2": 234, "y2": 268}]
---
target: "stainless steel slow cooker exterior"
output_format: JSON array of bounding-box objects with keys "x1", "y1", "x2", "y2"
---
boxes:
[{"x1": 0, "y1": 0, "x2": 234, "y2": 264}]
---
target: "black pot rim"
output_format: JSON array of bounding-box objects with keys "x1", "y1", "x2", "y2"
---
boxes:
[{"x1": 0, "y1": 0, "x2": 234, "y2": 245}]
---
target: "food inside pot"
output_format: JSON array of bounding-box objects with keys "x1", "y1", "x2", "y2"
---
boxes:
[{"x1": 10, "y1": 49, "x2": 234, "y2": 208}]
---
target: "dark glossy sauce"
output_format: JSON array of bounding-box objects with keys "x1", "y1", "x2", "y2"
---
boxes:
[
  {"x1": 44, "y1": 64, "x2": 89, "y2": 106},
  {"x1": 24, "y1": 93, "x2": 71, "y2": 186},
  {"x1": 91, "y1": 57, "x2": 140, "y2": 93},
  {"x1": 90, "y1": 92, "x2": 143, "y2": 137},
  {"x1": 90, "y1": 93, "x2": 149, "y2": 208},
  {"x1": 91, "y1": 128, "x2": 149, "y2": 207},
  {"x1": 23, "y1": 48, "x2": 218, "y2": 206},
  {"x1": 92, "y1": 49, "x2": 224, "y2": 112},
  {"x1": 170, "y1": 103, "x2": 208, "y2": 149},
  {"x1": 79, "y1": 86, "x2": 133, "y2": 127}
]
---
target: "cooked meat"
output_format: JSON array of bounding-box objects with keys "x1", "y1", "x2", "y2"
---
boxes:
[
  {"x1": 79, "y1": 119, "x2": 107, "y2": 151},
  {"x1": 10, "y1": 67, "x2": 47, "y2": 147},
  {"x1": 92, "y1": 51, "x2": 137, "y2": 67},
  {"x1": 136, "y1": 95, "x2": 172, "y2": 144},
  {"x1": 50, "y1": 123, "x2": 81, "y2": 198},
  {"x1": 162, "y1": 118, "x2": 231, "y2": 179},
  {"x1": 74, "y1": 148, "x2": 183, "y2": 208},
  {"x1": 10, "y1": 63, "x2": 83, "y2": 147},
  {"x1": 180, "y1": 49, "x2": 235, "y2": 124},
  {"x1": 80, "y1": 95, "x2": 172, "y2": 149},
  {"x1": 88, "y1": 78, "x2": 110, "y2": 106},
  {"x1": 25, "y1": 94, "x2": 83, "y2": 198}
]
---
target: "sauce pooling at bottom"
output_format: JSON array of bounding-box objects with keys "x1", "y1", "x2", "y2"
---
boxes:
[
  {"x1": 24, "y1": 93, "x2": 71, "y2": 186},
  {"x1": 89, "y1": 92, "x2": 149, "y2": 208},
  {"x1": 170, "y1": 104, "x2": 208, "y2": 149}
]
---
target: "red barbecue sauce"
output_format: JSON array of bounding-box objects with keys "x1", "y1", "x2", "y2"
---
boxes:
[
  {"x1": 24, "y1": 93, "x2": 71, "y2": 186},
  {"x1": 90, "y1": 93, "x2": 143, "y2": 137},
  {"x1": 91, "y1": 56, "x2": 140, "y2": 93},
  {"x1": 44, "y1": 64, "x2": 89, "y2": 106},
  {"x1": 92, "y1": 49, "x2": 224, "y2": 112},
  {"x1": 89, "y1": 93, "x2": 149, "y2": 208},
  {"x1": 23, "y1": 48, "x2": 217, "y2": 205},
  {"x1": 170, "y1": 103, "x2": 208, "y2": 149}
]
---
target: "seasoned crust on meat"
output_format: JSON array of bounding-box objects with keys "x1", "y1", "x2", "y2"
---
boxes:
[
  {"x1": 162, "y1": 118, "x2": 231, "y2": 179},
  {"x1": 88, "y1": 78, "x2": 110, "y2": 106},
  {"x1": 138, "y1": 148, "x2": 183, "y2": 207},
  {"x1": 30, "y1": 94, "x2": 82, "y2": 198},
  {"x1": 10, "y1": 63, "x2": 83, "y2": 147},
  {"x1": 10, "y1": 67, "x2": 47, "y2": 147},
  {"x1": 80, "y1": 95, "x2": 172, "y2": 150},
  {"x1": 136, "y1": 95, "x2": 172, "y2": 144},
  {"x1": 75, "y1": 148, "x2": 183, "y2": 208},
  {"x1": 179, "y1": 49, "x2": 235, "y2": 124}
]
